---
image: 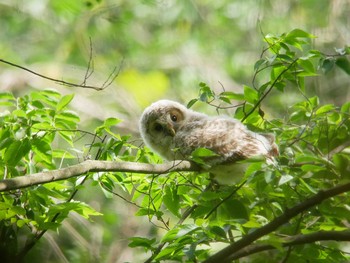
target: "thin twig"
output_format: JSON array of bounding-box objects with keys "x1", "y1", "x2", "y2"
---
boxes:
[
  {"x1": 204, "y1": 180, "x2": 246, "y2": 219},
  {"x1": 242, "y1": 58, "x2": 299, "y2": 122},
  {"x1": 0, "y1": 57, "x2": 123, "y2": 91},
  {"x1": 81, "y1": 37, "x2": 94, "y2": 86}
]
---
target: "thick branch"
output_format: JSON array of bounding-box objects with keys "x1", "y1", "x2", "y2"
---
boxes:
[
  {"x1": 204, "y1": 182, "x2": 350, "y2": 262},
  {"x1": 0, "y1": 160, "x2": 199, "y2": 192},
  {"x1": 231, "y1": 230, "x2": 350, "y2": 260}
]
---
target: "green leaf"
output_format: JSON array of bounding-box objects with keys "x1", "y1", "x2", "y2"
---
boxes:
[
  {"x1": 309, "y1": 96, "x2": 319, "y2": 108},
  {"x1": 4, "y1": 139, "x2": 31, "y2": 166},
  {"x1": 286, "y1": 29, "x2": 315, "y2": 39},
  {"x1": 278, "y1": 174, "x2": 294, "y2": 186},
  {"x1": 187, "y1": 99, "x2": 198, "y2": 109},
  {"x1": 155, "y1": 245, "x2": 179, "y2": 260},
  {"x1": 32, "y1": 139, "x2": 53, "y2": 165},
  {"x1": 56, "y1": 94, "x2": 74, "y2": 111},
  {"x1": 301, "y1": 164, "x2": 325, "y2": 172},
  {"x1": 219, "y1": 91, "x2": 244, "y2": 101},
  {"x1": 55, "y1": 111, "x2": 80, "y2": 128},
  {"x1": 8, "y1": 206, "x2": 26, "y2": 216},
  {"x1": 271, "y1": 65, "x2": 287, "y2": 81},
  {"x1": 32, "y1": 122, "x2": 55, "y2": 131},
  {"x1": 177, "y1": 224, "x2": 200, "y2": 238},
  {"x1": 95, "y1": 118, "x2": 122, "y2": 138},
  {"x1": 0, "y1": 92, "x2": 15, "y2": 106},
  {"x1": 335, "y1": 57, "x2": 350, "y2": 75},
  {"x1": 316, "y1": 104, "x2": 335, "y2": 115},
  {"x1": 198, "y1": 82, "x2": 214, "y2": 102},
  {"x1": 191, "y1": 148, "x2": 218, "y2": 158},
  {"x1": 16, "y1": 219, "x2": 27, "y2": 228},
  {"x1": 160, "y1": 228, "x2": 180, "y2": 243},
  {"x1": 12, "y1": 109, "x2": 27, "y2": 118},
  {"x1": 298, "y1": 59, "x2": 317, "y2": 76},
  {"x1": 209, "y1": 225, "x2": 227, "y2": 239},
  {"x1": 163, "y1": 185, "x2": 181, "y2": 218},
  {"x1": 243, "y1": 220, "x2": 261, "y2": 228},
  {"x1": 0, "y1": 92, "x2": 15, "y2": 101},
  {"x1": 254, "y1": 58, "x2": 267, "y2": 71},
  {"x1": 295, "y1": 155, "x2": 323, "y2": 164},
  {"x1": 243, "y1": 85, "x2": 258, "y2": 104},
  {"x1": 341, "y1": 101, "x2": 350, "y2": 114},
  {"x1": 321, "y1": 58, "x2": 335, "y2": 74},
  {"x1": 128, "y1": 237, "x2": 156, "y2": 249},
  {"x1": 259, "y1": 235, "x2": 284, "y2": 251},
  {"x1": 31, "y1": 90, "x2": 60, "y2": 107},
  {"x1": 218, "y1": 199, "x2": 249, "y2": 220},
  {"x1": 48, "y1": 201, "x2": 102, "y2": 220},
  {"x1": 104, "y1": 117, "x2": 121, "y2": 128}
]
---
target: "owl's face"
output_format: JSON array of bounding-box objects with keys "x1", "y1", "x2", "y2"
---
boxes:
[{"x1": 139, "y1": 100, "x2": 189, "y2": 159}]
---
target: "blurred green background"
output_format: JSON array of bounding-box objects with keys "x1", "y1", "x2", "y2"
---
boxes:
[{"x1": 1, "y1": 0, "x2": 349, "y2": 262}]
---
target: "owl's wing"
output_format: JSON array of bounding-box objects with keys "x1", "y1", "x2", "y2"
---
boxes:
[{"x1": 175, "y1": 117, "x2": 277, "y2": 165}]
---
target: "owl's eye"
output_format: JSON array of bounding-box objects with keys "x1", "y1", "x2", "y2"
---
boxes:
[
  {"x1": 171, "y1": 114, "x2": 177, "y2": 122},
  {"x1": 154, "y1": 123, "x2": 164, "y2": 132}
]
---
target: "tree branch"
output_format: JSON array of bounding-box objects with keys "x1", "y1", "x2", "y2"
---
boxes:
[
  {"x1": 0, "y1": 160, "x2": 199, "y2": 192},
  {"x1": 242, "y1": 58, "x2": 298, "y2": 122},
  {"x1": 203, "y1": 181, "x2": 350, "y2": 262},
  {"x1": 230, "y1": 230, "x2": 350, "y2": 260},
  {"x1": 0, "y1": 58, "x2": 122, "y2": 91}
]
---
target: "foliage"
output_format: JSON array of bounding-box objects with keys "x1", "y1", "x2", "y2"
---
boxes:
[
  {"x1": 123, "y1": 29, "x2": 350, "y2": 262},
  {"x1": 0, "y1": 90, "x2": 106, "y2": 261},
  {"x1": 0, "y1": 28, "x2": 349, "y2": 262}
]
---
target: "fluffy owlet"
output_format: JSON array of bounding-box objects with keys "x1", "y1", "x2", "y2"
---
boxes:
[{"x1": 139, "y1": 100, "x2": 278, "y2": 184}]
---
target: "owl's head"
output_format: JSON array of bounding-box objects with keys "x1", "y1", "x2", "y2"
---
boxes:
[{"x1": 139, "y1": 100, "x2": 188, "y2": 159}]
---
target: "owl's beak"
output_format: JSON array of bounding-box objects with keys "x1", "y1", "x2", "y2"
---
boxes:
[{"x1": 166, "y1": 123, "x2": 176, "y2": 137}]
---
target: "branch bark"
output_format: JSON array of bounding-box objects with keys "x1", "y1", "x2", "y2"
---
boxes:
[
  {"x1": 230, "y1": 230, "x2": 350, "y2": 260},
  {"x1": 203, "y1": 181, "x2": 350, "y2": 262},
  {"x1": 0, "y1": 160, "x2": 199, "y2": 192}
]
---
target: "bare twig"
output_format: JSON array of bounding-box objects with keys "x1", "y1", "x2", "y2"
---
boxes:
[
  {"x1": 0, "y1": 57, "x2": 123, "y2": 91},
  {"x1": 101, "y1": 57, "x2": 124, "y2": 89},
  {"x1": 81, "y1": 37, "x2": 95, "y2": 86}
]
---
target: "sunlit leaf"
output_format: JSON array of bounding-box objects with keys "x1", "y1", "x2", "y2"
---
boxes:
[
  {"x1": 278, "y1": 174, "x2": 294, "y2": 186},
  {"x1": 316, "y1": 104, "x2": 335, "y2": 115},
  {"x1": 243, "y1": 85, "x2": 258, "y2": 104},
  {"x1": 56, "y1": 94, "x2": 74, "y2": 112},
  {"x1": 4, "y1": 139, "x2": 31, "y2": 166},
  {"x1": 286, "y1": 28, "x2": 316, "y2": 39}
]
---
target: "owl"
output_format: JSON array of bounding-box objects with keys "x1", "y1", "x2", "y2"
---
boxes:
[{"x1": 139, "y1": 100, "x2": 278, "y2": 184}]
